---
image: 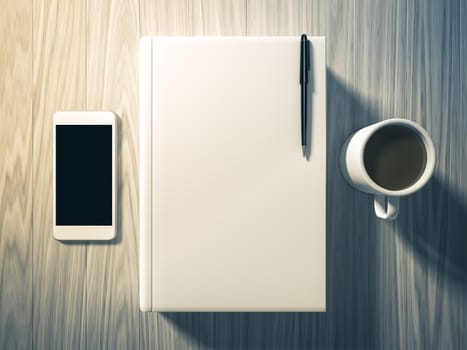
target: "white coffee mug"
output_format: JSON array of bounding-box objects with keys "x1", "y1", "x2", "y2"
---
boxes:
[{"x1": 340, "y1": 118, "x2": 436, "y2": 221}]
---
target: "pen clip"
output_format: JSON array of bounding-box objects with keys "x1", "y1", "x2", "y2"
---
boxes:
[{"x1": 300, "y1": 34, "x2": 309, "y2": 84}]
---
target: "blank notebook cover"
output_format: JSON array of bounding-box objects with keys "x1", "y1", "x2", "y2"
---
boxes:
[{"x1": 140, "y1": 36, "x2": 326, "y2": 311}]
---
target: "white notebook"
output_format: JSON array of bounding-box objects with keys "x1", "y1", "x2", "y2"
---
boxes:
[{"x1": 140, "y1": 36, "x2": 326, "y2": 311}]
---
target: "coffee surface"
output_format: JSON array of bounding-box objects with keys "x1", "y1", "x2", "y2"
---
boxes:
[{"x1": 364, "y1": 125, "x2": 427, "y2": 191}]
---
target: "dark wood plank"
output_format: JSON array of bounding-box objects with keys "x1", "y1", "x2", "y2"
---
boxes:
[
  {"x1": 0, "y1": 1, "x2": 32, "y2": 349},
  {"x1": 354, "y1": 1, "x2": 409, "y2": 349},
  {"x1": 86, "y1": 0, "x2": 140, "y2": 348},
  {"x1": 461, "y1": 1, "x2": 467, "y2": 348},
  {"x1": 304, "y1": 0, "x2": 358, "y2": 348},
  {"x1": 403, "y1": 1, "x2": 461, "y2": 349},
  {"x1": 32, "y1": 0, "x2": 87, "y2": 348},
  {"x1": 400, "y1": 2, "x2": 432, "y2": 348}
]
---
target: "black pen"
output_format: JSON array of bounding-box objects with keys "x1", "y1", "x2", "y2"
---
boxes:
[{"x1": 300, "y1": 34, "x2": 310, "y2": 155}]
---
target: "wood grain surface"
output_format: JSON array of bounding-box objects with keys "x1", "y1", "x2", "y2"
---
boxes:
[
  {"x1": 140, "y1": 0, "x2": 193, "y2": 37},
  {"x1": 0, "y1": 1, "x2": 32, "y2": 350},
  {"x1": 304, "y1": 1, "x2": 358, "y2": 348},
  {"x1": 193, "y1": 0, "x2": 246, "y2": 35},
  {"x1": 402, "y1": 1, "x2": 462, "y2": 349},
  {"x1": 32, "y1": 0, "x2": 87, "y2": 349},
  {"x1": 247, "y1": 0, "x2": 302, "y2": 35},
  {"x1": 1, "y1": 0, "x2": 466, "y2": 349},
  {"x1": 354, "y1": 1, "x2": 409, "y2": 348},
  {"x1": 138, "y1": 1, "x2": 194, "y2": 349},
  {"x1": 461, "y1": 1, "x2": 467, "y2": 346},
  {"x1": 85, "y1": 0, "x2": 140, "y2": 349}
]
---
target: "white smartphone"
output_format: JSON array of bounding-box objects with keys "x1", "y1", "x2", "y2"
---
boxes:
[{"x1": 53, "y1": 111, "x2": 117, "y2": 240}]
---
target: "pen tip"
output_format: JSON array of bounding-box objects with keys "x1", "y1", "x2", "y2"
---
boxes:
[{"x1": 302, "y1": 145, "x2": 306, "y2": 157}]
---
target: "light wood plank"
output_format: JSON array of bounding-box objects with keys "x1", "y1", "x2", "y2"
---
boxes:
[
  {"x1": 140, "y1": 1, "x2": 247, "y2": 349},
  {"x1": 194, "y1": 0, "x2": 247, "y2": 348},
  {"x1": 85, "y1": 0, "x2": 140, "y2": 348},
  {"x1": 139, "y1": 0, "x2": 195, "y2": 349},
  {"x1": 193, "y1": 0, "x2": 246, "y2": 35},
  {"x1": 247, "y1": 0, "x2": 303, "y2": 345},
  {"x1": 240, "y1": 1, "x2": 308, "y2": 348},
  {"x1": 140, "y1": 0, "x2": 193, "y2": 36},
  {"x1": 0, "y1": 1, "x2": 32, "y2": 349},
  {"x1": 0, "y1": 1, "x2": 464, "y2": 349},
  {"x1": 32, "y1": 0, "x2": 87, "y2": 348},
  {"x1": 246, "y1": 0, "x2": 302, "y2": 35}
]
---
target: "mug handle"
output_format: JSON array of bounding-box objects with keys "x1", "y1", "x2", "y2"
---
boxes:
[{"x1": 374, "y1": 195, "x2": 399, "y2": 221}]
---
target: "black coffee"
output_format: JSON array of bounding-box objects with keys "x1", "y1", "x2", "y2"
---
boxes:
[{"x1": 363, "y1": 125, "x2": 427, "y2": 191}]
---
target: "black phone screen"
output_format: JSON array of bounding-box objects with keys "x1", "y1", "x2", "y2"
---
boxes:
[{"x1": 56, "y1": 125, "x2": 112, "y2": 226}]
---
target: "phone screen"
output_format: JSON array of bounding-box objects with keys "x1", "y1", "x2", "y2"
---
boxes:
[{"x1": 55, "y1": 125, "x2": 112, "y2": 226}]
